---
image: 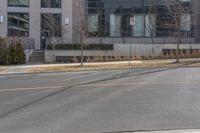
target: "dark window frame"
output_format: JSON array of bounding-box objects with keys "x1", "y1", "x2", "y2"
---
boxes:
[
  {"x1": 8, "y1": 0, "x2": 29, "y2": 7},
  {"x1": 86, "y1": 0, "x2": 193, "y2": 38},
  {"x1": 41, "y1": 13, "x2": 62, "y2": 37},
  {"x1": 41, "y1": 0, "x2": 62, "y2": 8},
  {"x1": 7, "y1": 12, "x2": 30, "y2": 37}
]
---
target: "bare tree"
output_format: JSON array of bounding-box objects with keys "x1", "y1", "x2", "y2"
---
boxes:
[
  {"x1": 73, "y1": 0, "x2": 88, "y2": 66},
  {"x1": 145, "y1": 0, "x2": 157, "y2": 44},
  {"x1": 85, "y1": 1, "x2": 103, "y2": 61},
  {"x1": 41, "y1": 14, "x2": 58, "y2": 62},
  {"x1": 41, "y1": 0, "x2": 65, "y2": 63},
  {"x1": 164, "y1": 0, "x2": 195, "y2": 62}
]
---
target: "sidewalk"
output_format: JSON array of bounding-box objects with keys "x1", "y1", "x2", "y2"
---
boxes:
[
  {"x1": 0, "y1": 60, "x2": 143, "y2": 75},
  {"x1": 0, "y1": 58, "x2": 199, "y2": 75}
]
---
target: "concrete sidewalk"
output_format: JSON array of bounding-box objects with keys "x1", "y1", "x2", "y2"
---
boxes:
[
  {"x1": 0, "y1": 60, "x2": 143, "y2": 75},
  {"x1": 0, "y1": 58, "x2": 199, "y2": 75}
]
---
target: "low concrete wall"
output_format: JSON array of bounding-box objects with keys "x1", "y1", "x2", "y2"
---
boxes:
[
  {"x1": 24, "y1": 50, "x2": 34, "y2": 62},
  {"x1": 86, "y1": 37, "x2": 195, "y2": 44},
  {"x1": 45, "y1": 43, "x2": 200, "y2": 63},
  {"x1": 114, "y1": 43, "x2": 200, "y2": 56}
]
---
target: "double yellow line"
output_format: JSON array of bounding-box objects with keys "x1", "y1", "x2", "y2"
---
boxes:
[
  {"x1": 0, "y1": 81, "x2": 200, "y2": 93},
  {"x1": 0, "y1": 86, "x2": 64, "y2": 92},
  {"x1": 79, "y1": 81, "x2": 200, "y2": 87}
]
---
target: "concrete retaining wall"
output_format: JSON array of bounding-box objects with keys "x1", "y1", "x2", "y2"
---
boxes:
[{"x1": 45, "y1": 43, "x2": 200, "y2": 63}]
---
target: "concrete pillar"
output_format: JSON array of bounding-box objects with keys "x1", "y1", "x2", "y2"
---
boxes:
[
  {"x1": 0, "y1": 0, "x2": 7, "y2": 37},
  {"x1": 29, "y1": 1, "x2": 41, "y2": 50},
  {"x1": 62, "y1": 0, "x2": 73, "y2": 43},
  {"x1": 192, "y1": 0, "x2": 200, "y2": 43}
]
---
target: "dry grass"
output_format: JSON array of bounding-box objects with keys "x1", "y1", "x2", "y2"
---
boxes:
[
  {"x1": 0, "y1": 68, "x2": 6, "y2": 72},
  {"x1": 186, "y1": 61, "x2": 200, "y2": 67},
  {"x1": 29, "y1": 60, "x2": 199, "y2": 73}
]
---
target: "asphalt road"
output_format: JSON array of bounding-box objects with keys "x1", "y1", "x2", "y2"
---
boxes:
[{"x1": 0, "y1": 67, "x2": 200, "y2": 133}]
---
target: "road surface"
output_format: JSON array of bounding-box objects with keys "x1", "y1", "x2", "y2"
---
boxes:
[{"x1": 0, "y1": 67, "x2": 200, "y2": 133}]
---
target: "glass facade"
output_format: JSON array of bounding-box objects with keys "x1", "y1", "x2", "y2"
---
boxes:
[
  {"x1": 86, "y1": 0, "x2": 192, "y2": 38},
  {"x1": 41, "y1": 13, "x2": 62, "y2": 37},
  {"x1": 8, "y1": 12, "x2": 29, "y2": 37},
  {"x1": 41, "y1": 0, "x2": 62, "y2": 8},
  {"x1": 8, "y1": 0, "x2": 29, "y2": 7}
]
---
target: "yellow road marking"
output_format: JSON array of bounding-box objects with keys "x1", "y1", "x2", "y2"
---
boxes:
[
  {"x1": 78, "y1": 81, "x2": 200, "y2": 87},
  {"x1": 0, "y1": 81, "x2": 200, "y2": 93},
  {"x1": 0, "y1": 86, "x2": 64, "y2": 92}
]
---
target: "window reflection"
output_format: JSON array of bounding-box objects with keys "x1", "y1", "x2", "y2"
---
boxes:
[
  {"x1": 41, "y1": 13, "x2": 62, "y2": 37},
  {"x1": 86, "y1": 0, "x2": 192, "y2": 38},
  {"x1": 8, "y1": 0, "x2": 29, "y2": 7},
  {"x1": 41, "y1": 0, "x2": 62, "y2": 8},
  {"x1": 8, "y1": 12, "x2": 29, "y2": 37}
]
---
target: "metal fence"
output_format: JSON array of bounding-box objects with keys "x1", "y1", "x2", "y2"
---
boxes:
[
  {"x1": 21, "y1": 38, "x2": 35, "y2": 50},
  {"x1": 3, "y1": 37, "x2": 35, "y2": 50}
]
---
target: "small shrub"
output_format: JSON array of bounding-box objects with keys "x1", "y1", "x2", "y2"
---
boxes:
[
  {"x1": 8, "y1": 41, "x2": 16, "y2": 64},
  {"x1": 92, "y1": 56, "x2": 104, "y2": 62},
  {"x1": 97, "y1": 56, "x2": 104, "y2": 62},
  {"x1": 169, "y1": 53, "x2": 175, "y2": 59},
  {"x1": 0, "y1": 37, "x2": 5, "y2": 64},
  {"x1": 14, "y1": 41, "x2": 25, "y2": 64},
  {"x1": 72, "y1": 56, "x2": 79, "y2": 63},
  {"x1": 152, "y1": 55, "x2": 160, "y2": 59},
  {"x1": 134, "y1": 56, "x2": 142, "y2": 60},
  {"x1": 143, "y1": 56, "x2": 151, "y2": 60},
  {"x1": 114, "y1": 56, "x2": 122, "y2": 61},
  {"x1": 164, "y1": 54, "x2": 169, "y2": 59},
  {"x1": 159, "y1": 53, "x2": 165, "y2": 59},
  {"x1": 0, "y1": 38, "x2": 11, "y2": 65},
  {"x1": 104, "y1": 56, "x2": 112, "y2": 62},
  {"x1": 86, "y1": 57, "x2": 92, "y2": 62},
  {"x1": 191, "y1": 52, "x2": 200, "y2": 58},
  {"x1": 0, "y1": 38, "x2": 25, "y2": 65},
  {"x1": 122, "y1": 56, "x2": 129, "y2": 61}
]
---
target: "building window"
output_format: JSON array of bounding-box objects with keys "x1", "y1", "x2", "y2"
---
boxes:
[
  {"x1": 110, "y1": 14, "x2": 121, "y2": 37},
  {"x1": 132, "y1": 15, "x2": 144, "y2": 37},
  {"x1": 145, "y1": 15, "x2": 156, "y2": 37},
  {"x1": 8, "y1": 0, "x2": 29, "y2": 7},
  {"x1": 86, "y1": 0, "x2": 193, "y2": 38},
  {"x1": 8, "y1": 12, "x2": 29, "y2": 37},
  {"x1": 41, "y1": 0, "x2": 62, "y2": 8},
  {"x1": 180, "y1": 14, "x2": 191, "y2": 32},
  {"x1": 88, "y1": 14, "x2": 98, "y2": 36},
  {"x1": 41, "y1": 13, "x2": 62, "y2": 37}
]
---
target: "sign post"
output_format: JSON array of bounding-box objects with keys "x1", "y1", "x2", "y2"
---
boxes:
[{"x1": 129, "y1": 17, "x2": 135, "y2": 66}]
